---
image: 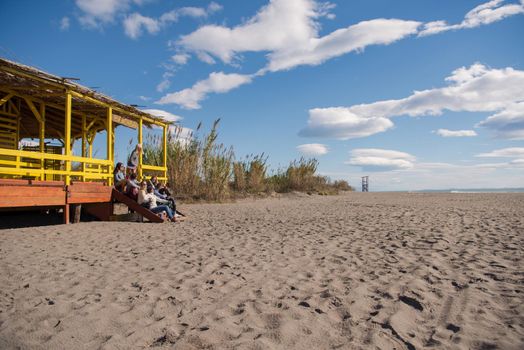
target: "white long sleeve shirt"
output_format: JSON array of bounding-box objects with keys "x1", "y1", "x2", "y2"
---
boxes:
[{"x1": 137, "y1": 190, "x2": 157, "y2": 209}]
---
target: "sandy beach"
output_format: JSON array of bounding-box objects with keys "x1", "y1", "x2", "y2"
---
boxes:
[{"x1": 0, "y1": 192, "x2": 523, "y2": 349}]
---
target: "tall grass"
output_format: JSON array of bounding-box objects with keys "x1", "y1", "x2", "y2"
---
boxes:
[
  {"x1": 232, "y1": 154, "x2": 268, "y2": 193},
  {"x1": 143, "y1": 119, "x2": 353, "y2": 201}
]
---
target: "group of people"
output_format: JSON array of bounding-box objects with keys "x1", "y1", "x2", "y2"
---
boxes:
[{"x1": 112, "y1": 144, "x2": 182, "y2": 222}]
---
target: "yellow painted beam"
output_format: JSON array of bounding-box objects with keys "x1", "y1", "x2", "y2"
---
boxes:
[
  {"x1": 0, "y1": 87, "x2": 169, "y2": 129},
  {"x1": 71, "y1": 90, "x2": 167, "y2": 125},
  {"x1": 0, "y1": 147, "x2": 112, "y2": 164},
  {"x1": 106, "y1": 107, "x2": 113, "y2": 185},
  {"x1": 81, "y1": 114, "x2": 86, "y2": 181},
  {"x1": 142, "y1": 164, "x2": 167, "y2": 171},
  {"x1": 86, "y1": 117, "x2": 102, "y2": 131},
  {"x1": 0, "y1": 88, "x2": 68, "y2": 116},
  {"x1": 88, "y1": 131, "x2": 95, "y2": 158},
  {"x1": 0, "y1": 93, "x2": 13, "y2": 107},
  {"x1": 8, "y1": 99, "x2": 19, "y2": 115},
  {"x1": 15, "y1": 116, "x2": 20, "y2": 151},
  {"x1": 39, "y1": 102, "x2": 45, "y2": 180},
  {"x1": 23, "y1": 97, "x2": 44, "y2": 123},
  {"x1": 65, "y1": 92, "x2": 72, "y2": 185},
  {"x1": 0, "y1": 166, "x2": 111, "y2": 179}
]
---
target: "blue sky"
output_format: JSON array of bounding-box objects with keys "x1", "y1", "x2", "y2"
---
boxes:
[{"x1": 1, "y1": 0, "x2": 523, "y2": 190}]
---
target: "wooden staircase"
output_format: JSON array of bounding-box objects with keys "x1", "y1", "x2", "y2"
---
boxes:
[{"x1": 111, "y1": 188, "x2": 164, "y2": 223}]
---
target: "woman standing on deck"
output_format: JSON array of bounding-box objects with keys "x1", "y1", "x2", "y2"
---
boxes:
[{"x1": 127, "y1": 144, "x2": 142, "y2": 175}]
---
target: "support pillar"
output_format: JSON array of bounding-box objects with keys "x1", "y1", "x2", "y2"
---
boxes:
[
  {"x1": 64, "y1": 92, "x2": 72, "y2": 186},
  {"x1": 106, "y1": 107, "x2": 113, "y2": 185},
  {"x1": 81, "y1": 115, "x2": 86, "y2": 181},
  {"x1": 39, "y1": 103, "x2": 45, "y2": 180}
]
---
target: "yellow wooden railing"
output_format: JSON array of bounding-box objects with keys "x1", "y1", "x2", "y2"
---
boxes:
[
  {"x1": 0, "y1": 147, "x2": 112, "y2": 182},
  {"x1": 0, "y1": 148, "x2": 167, "y2": 182},
  {"x1": 142, "y1": 164, "x2": 167, "y2": 181}
]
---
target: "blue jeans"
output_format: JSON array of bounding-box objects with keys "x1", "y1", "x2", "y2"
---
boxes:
[{"x1": 151, "y1": 205, "x2": 174, "y2": 219}]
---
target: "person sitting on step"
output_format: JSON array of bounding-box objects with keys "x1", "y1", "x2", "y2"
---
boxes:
[
  {"x1": 125, "y1": 172, "x2": 140, "y2": 201},
  {"x1": 113, "y1": 162, "x2": 126, "y2": 192},
  {"x1": 148, "y1": 175, "x2": 177, "y2": 212},
  {"x1": 137, "y1": 182, "x2": 176, "y2": 222}
]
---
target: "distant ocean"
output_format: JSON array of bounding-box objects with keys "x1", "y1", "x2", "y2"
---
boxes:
[{"x1": 415, "y1": 188, "x2": 524, "y2": 193}]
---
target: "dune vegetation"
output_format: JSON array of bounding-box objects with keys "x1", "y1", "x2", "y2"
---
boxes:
[{"x1": 142, "y1": 120, "x2": 353, "y2": 201}]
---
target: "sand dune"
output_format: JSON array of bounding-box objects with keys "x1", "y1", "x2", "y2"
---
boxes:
[{"x1": 0, "y1": 192, "x2": 523, "y2": 349}]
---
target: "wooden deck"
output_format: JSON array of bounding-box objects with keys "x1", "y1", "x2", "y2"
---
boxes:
[
  {"x1": 0, "y1": 179, "x2": 166, "y2": 224},
  {"x1": 0, "y1": 179, "x2": 112, "y2": 223}
]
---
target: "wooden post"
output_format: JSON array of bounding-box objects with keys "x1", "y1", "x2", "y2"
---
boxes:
[
  {"x1": 106, "y1": 107, "x2": 113, "y2": 185},
  {"x1": 39, "y1": 102, "x2": 45, "y2": 180},
  {"x1": 15, "y1": 115, "x2": 20, "y2": 151},
  {"x1": 64, "y1": 92, "x2": 72, "y2": 185},
  {"x1": 81, "y1": 114, "x2": 86, "y2": 182},
  {"x1": 73, "y1": 204, "x2": 82, "y2": 223}
]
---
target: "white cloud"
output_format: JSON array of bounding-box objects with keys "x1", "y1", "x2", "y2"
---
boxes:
[
  {"x1": 156, "y1": 72, "x2": 253, "y2": 109},
  {"x1": 177, "y1": 7, "x2": 207, "y2": 18},
  {"x1": 329, "y1": 160, "x2": 524, "y2": 191},
  {"x1": 178, "y1": 0, "x2": 420, "y2": 72},
  {"x1": 171, "y1": 53, "x2": 190, "y2": 65},
  {"x1": 196, "y1": 52, "x2": 216, "y2": 65},
  {"x1": 141, "y1": 109, "x2": 182, "y2": 123},
  {"x1": 435, "y1": 129, "x2": 477, "y2": 137},
  {"x1": 476, "y1": 101, "x2": 524, "y2": 139},
  {"x1": 207, "y1": 2, "x2": 223, "y2": 13},
  {"x1": 301, "y1": 63, "x2": 524, "y2": 140},
  {"x1": 346, "y1": 148, "x2": 415, "y2": 171},
  {"x1": 299, "y1": 107, "x2": 393, "y2": 139},
  {"x1": 419, "y1": 0, "x2": 524, "y2": 36},
  {"x1": 266, "y1": 18, "x2": 421, "y2": 72},
  {"x1": 296, "y1": 143, "x2": 329, "y2": 156},
  {"x1": 75, "y1": 0, "x2": 221, "y2": 33},
  {"x1": 60, "y1": 17, "x2": 71, "y2": 31},
  {"x1": 75, "y1": 0, "x2": 140, "y2": 28},
  {"x1": 476, "y1": 147, "x2": 524, "y2": 158},
  {"x1": 123, "y1": 12, "x2": 160, "y2": 39},
  {"x1": 167, "y1": 0, "x2": 523, "y2": 109},
  {"x1": 337, "y1": 147, "x2": 524, "y2": 190},
  {"x1": 156, "y1": 71, "x2": 174, "y2": 93},
  {"x1": 177, "y1": 0, "x2": 523, "y2": 71},
  {"x1": 122, "y1": 2, "x2": 223, "y2": 39},
  {"x1": 179, "y1": 0, "x2": 321, "y2": 64}
]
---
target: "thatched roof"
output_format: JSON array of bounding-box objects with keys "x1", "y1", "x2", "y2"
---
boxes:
[{"x1": 0, "y1": 58, "x2": 169, "y2": 140}]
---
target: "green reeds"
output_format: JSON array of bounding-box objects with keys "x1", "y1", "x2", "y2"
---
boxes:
[{"x1": 142, "y1": 119, "x2": 354, "y2": 201}]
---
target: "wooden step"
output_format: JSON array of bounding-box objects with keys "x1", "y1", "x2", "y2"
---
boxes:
[{"x1": 111, "y1": 188, "x2": 165, "y2": 223}]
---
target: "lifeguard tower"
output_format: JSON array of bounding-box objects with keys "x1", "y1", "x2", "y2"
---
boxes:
[{"x1": 0, "y1": 58, "x2": 171, "y2": 223}]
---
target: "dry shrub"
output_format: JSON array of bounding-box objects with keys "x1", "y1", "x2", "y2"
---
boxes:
[
  {"x1": 246, "y1": 154, "x2": 267, "y2": 193},
  {"x1": 232, "y1": 161, "x2": 247, "y2": 192},
  {"x1": 144, "y1": 121, "x2": 353, "y2": 201},
  {"x1": 332, "y1": 179, "x2": 352, "y2": 191},
  {"x1": 287, "y1": 158, "x2": 318, "y2": 191}
]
